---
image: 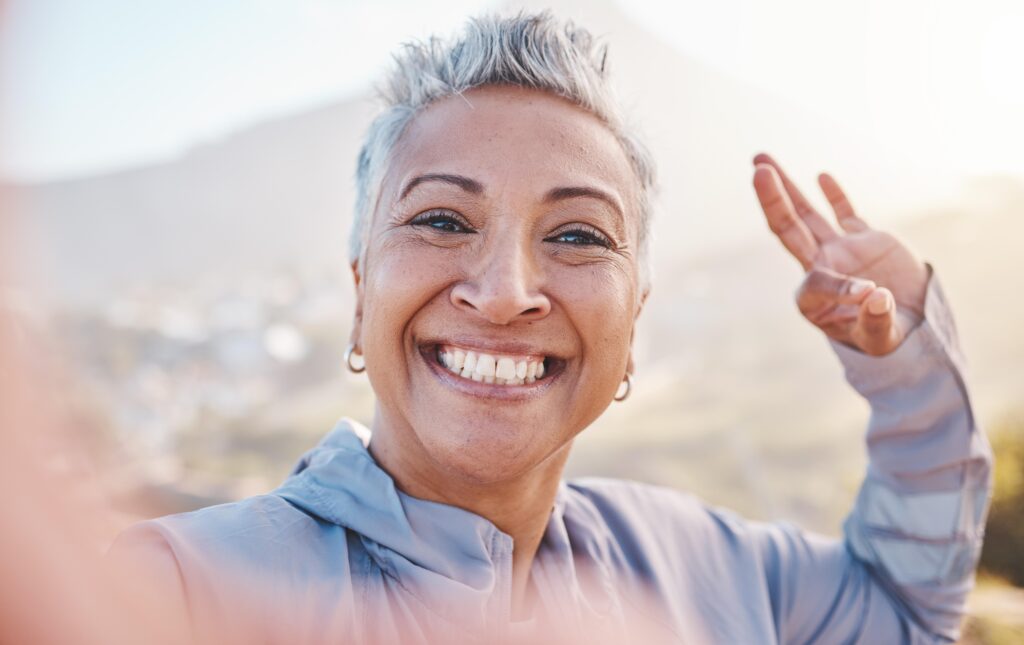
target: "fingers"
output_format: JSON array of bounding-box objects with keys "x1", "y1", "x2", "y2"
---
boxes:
[
  {"x1": 753, "y1": 153, "x2": 838, "y2": 242},
  {"x1": 795, "y1": 267, "x2": 874, "y2": 324},
  {"x1": 851, "y1": 287, "x2": 902, "y2": 355},
  {"x1": 795, "y1": 268, "x2": 905, "y2": 354},
  {"x1": 818, "y1": 173, "x2": 869, "y2": 233},
  {"x1": 753, "y1": 164, "x2": 818, "y2": 270}
]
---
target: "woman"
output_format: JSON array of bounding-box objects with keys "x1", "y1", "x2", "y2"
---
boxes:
[{"x1": 112, "y1": 12, "x2": 992, "y2": 644}]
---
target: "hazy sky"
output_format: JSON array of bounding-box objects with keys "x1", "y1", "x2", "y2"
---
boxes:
[{"x1": 3, "y1": 0, "x2": 1023, "y2": 182}]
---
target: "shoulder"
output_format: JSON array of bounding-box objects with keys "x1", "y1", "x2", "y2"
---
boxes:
[
  {"x1": 116, "y1": 493, "x2": 319, "y2": 544},
  {"x1": 564, "y1": 477, "x2": 824, "y2": 571},
  {"x1": 566, "y1": 476, "x2": 742, "y2": 537},
  {"x1": 110, "y1": 493, "x2": 352, "y2": 584},
  {"x1": 109, "y1": 494, "x2": 360, "y2": 641}
]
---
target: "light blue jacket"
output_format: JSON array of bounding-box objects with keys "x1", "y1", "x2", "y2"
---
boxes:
[{"x1": 112, "y1": 274, "x2": 991, "y2": 644}]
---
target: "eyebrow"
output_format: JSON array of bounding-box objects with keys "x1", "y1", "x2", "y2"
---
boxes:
[
  {"x1": 398, "y1": 173, "x2": 484, "y2": 201},
  {"x1": 544, "y1": 186, "x2": 624, "y2": 219},
  {"x1": 398, "y1": 173, "x2": 625, "y2": 227}
]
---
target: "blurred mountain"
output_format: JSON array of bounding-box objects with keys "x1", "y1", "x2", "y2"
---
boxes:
[
  {"x1": 10, "y1": 97, "x2": 376, "y2": 305},
  {"x1": 10, "y1": 0, "x2": 934, "y2": 307}
]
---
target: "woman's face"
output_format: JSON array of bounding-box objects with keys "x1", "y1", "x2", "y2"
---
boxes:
[{"x1": 354, "y1": 85, "x2": 645, "y2": 488}]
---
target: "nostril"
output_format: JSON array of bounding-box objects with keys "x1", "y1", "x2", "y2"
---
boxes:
[
  {"x1": 450, "y1": 279, "x2": 550, "y2": 324},
  {"x1": 451, "y1": 291, "x2": 479, "y2": 313}
]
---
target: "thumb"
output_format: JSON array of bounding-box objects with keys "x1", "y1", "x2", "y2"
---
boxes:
[
  {"x1": 852, "y1": 287, "x2": 902, "y2": 355},
  {"x1": 795, "y1": 266, "x2": 875, "y2": 324}
]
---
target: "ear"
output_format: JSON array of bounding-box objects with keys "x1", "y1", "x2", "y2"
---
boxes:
[
  {"x1": 636, "y1": 285, "x2": 650, "y2": 320},
  {"x1": 626, "y1": 285, "x2": 650, "y2": 376},
  {"x1": 348, "y1": 258, "x2": 364, "y2": 350}
]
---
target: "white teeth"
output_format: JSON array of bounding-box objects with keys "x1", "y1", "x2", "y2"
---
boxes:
[
  {"x1": 495, "y1": 357, "x2": 517, "y2": 380},
  {"x1": 437, "y1": 347, "x2": 547, "y2": 387},
  {"x1": 474, "y1": 353, "x2": 496, "y2": 378},
  {"x1": 461, "y1": 352, "x2": 477, "y2": 378}
]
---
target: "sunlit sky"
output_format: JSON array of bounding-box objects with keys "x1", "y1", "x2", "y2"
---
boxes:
[{"x1": 2, "y1": 0, "x2": 1024, "y2": 182}]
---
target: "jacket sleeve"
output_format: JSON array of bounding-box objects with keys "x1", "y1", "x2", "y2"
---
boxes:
[{"x1": 756, "y1": 267, "x2": 993, "y2": 644}]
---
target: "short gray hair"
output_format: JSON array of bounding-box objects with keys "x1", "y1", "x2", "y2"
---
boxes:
[{"x1": 350, "y1": 11, "x2": 657, "y2": 285}]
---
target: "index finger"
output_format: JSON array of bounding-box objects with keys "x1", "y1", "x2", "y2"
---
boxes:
[
  {"x1": 753, "y1": 164, "x2": 818, "y2": 270},
  {"x1": 753, "y1": 153, "x2": 838, "y2": 242}
]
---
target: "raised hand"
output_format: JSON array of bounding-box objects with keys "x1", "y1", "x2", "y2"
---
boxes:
[{"x1": 752, "y1": 153, "x2": 931, "y2": 356}]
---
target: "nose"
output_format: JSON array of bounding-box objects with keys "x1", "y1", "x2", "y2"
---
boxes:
[{"x1": 450, "y1": 236, "x2": 551, "y2": 325}]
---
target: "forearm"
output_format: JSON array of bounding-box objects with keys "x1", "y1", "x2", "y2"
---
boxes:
[{"x1": 832, "y1": 267, "x2": 992, "y2": 641}]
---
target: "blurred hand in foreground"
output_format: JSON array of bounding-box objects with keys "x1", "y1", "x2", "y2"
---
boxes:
[{"x1": 752, "y1": 153, "x2": 931, "y2": 356}]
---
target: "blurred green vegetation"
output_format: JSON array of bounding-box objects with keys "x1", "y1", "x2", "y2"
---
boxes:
[
  {"x1": 961, "y1": 412, "x2": 1024, "y2": 644},
  {"x1": 962, "y1": 576, "x2": 1024, "y2": 644},
  {"x1": 980, "y1": 412, "x2": 1024, "y2": 586}
]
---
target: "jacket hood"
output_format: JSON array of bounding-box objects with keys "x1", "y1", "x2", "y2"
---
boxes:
[{"x1": 273, "y1": 418, "x2": 622, "y2": 632}]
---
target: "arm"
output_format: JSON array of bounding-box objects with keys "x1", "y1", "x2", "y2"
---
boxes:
[
  {"x1": 748, "y1": 155, "x2": 992, "y2": 642},
  {"x1": 833, "y1": 268, "x2": 991, "y2": 641}
]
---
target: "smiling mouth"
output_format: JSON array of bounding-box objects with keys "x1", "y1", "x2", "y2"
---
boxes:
[{"x1": 428, "y1": 344, "x2": 559, "y2": 386}]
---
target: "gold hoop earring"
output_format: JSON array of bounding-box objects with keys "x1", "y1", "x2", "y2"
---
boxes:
[
  {"x1": 614, "y1": 373, "x2": 632, "y2": 402},
  {"x1": 344, "y1": 343, "x2": 366, "y2": 374}
]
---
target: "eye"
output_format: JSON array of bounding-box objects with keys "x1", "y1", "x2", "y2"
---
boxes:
[
  {"x1": 546, "y1": 225, "x2": 612, "y2": 249},
  {"x1": 410, "y1": 209, "x2": 475, "y2": 234}
]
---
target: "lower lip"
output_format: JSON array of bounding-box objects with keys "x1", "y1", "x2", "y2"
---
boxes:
[{"x1": 419, "y1": 346, "x2": 560, "y2": 402}]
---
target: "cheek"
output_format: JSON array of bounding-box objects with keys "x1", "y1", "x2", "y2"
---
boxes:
[
  {"x1": 551, "y1": 263, "x2": 636, "y2": 374},
  {"x1": 360, "y1": 242, "x2": 455, "y2": 374}
]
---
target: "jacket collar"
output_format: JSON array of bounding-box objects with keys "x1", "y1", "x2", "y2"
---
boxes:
[{"x1": 274, "y1": 418, "x2": 620, "y2": 630}]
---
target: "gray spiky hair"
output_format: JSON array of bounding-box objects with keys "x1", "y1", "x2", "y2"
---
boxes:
[{"x1": 350, "y1": 11, "x2": 657, "y2": 285}]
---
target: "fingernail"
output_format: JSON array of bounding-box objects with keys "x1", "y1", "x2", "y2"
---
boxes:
[
  {"x1": 849, "y1": 280, "x2": 875, "y2": 296},
  {"x1": 868, "y1": 292, "x2": 891, "y2": 315}
]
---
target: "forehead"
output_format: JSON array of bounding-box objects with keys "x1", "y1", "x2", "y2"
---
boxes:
[{"x1": 382, "y1": 85, "x2": 637, "y2": 207}]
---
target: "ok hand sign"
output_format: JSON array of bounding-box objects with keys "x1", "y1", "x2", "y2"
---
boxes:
[{"x1": 752, "y1": 153, "x2": 931, "y2": 356}]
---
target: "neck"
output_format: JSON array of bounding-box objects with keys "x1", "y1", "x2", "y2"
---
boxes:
[{"x1": 367, "y1": 414, "x2": 571, "y2": 620}]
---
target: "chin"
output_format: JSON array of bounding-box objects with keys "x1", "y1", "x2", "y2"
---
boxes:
[{"x1": 416, "y1": 416, "x2": 567, "y2": 486}]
